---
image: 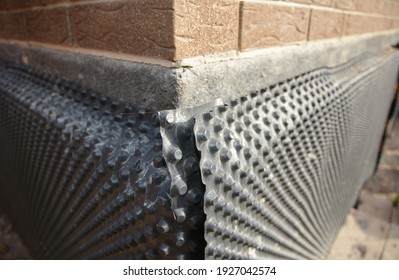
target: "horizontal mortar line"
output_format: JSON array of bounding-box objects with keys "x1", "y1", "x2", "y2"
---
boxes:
[
  {"x1": 243, "y1": 0, "x2": 399, "y2": 20},
  {"x1": 0, "y1": 0, "x2": 126, "y2": 14},
  {"x1": 1, "y1": 28, "x2": 399, "y2": 69}
]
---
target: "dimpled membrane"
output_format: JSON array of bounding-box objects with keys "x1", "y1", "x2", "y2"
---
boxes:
[
  {"x1": 0, "y1": 49, "x2": 398, "y2": 260},
  {"x1": 0, "y1": 60, "x2": 204, "y2": 259},
  {"x1": 195, "y1": 49, "x2": 399, "y2": 259}
]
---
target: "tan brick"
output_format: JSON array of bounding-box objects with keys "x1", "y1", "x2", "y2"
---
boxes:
[
  {"x1": 70, "y1": 0, "x2": 175, "y2": 60},
  {"x1": 385, "y1": 1, "x2": 398, "y2": 16},
  {"x1": 240, "y1": 3, "x2": 310, "y2": 50},
  {"x1": 355, "y1": 0, "x2": 386, "y2": 14},
  {"x1": 390, "y1": 2, "x2": 399, "y2": 17},
  {"x1": 309, "y1": 10, "x2": 344, "y2": 40},
  {"x1": 381, "y1": 0, "x2": 396, "y2": 16},
  {"x1": 382, "y1": 1, "x2": 391, "y2": 15},
  {"x1": 0, "y1": 12, "x2": 26, "y2": 39},
  {"x1": 344, "y1": 15, "x2": 371, "y2": 35},
  {"x1": 334, "y1": 0, "x2": 357, "y2": 10},
  {"x1": 173, "y1": 0, "x2": 239, "y2": 60},
  {"x1": 344, "y1": 15, "x2": 393, "y2": 35},
  {"x1": 25, "y1": 7, "x2": 70, "y2": 45},
  {"x1": 372, "y1": 17, "x2": 394, "y2": 31},
  {"x1": 334, "y1": 0, "x2": 392, "y2": 14}
]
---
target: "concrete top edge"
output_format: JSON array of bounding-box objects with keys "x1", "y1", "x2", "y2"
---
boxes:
[
  {"x1": 0, "y1": 30, "x2": 398, "y2": 111},
  {"x1": 178, "y1": 30, "x2": 399, "y2": 68}
]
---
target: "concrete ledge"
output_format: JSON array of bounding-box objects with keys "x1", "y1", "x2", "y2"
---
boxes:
[
  {"x1": 1, "y1": 30, "x2": 399, "y2": 111},
  {"x1": 176, "y1": 30, "x2": 399, "y2": 108},
  {"x1": 0, "y1": 41, "x2": 179, "y2": 111}
]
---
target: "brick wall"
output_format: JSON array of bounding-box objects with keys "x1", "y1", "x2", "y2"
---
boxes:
[
  {"x1": 239, "y1": 0, "x2": 399, "y2": 51},
  {"x1": 0, "y1": 0, "x2": 399, "y2": 62},
  {"x1": 0, "y1": 0, "x2": 176, "y2": 60}
]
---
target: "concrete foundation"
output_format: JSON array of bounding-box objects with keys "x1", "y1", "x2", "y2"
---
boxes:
[{"x1": 1, "y1": 30, "x2": 399, "y2": 111}]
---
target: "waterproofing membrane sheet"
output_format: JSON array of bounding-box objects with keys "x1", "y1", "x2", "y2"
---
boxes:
[
  {"x1": 195, "y1": 49, "x2": 399, "y2": 259},
  {"x1": 0, "y1": 62, "x2": 204, "y2": 259},
  {"x1": 0, "y1": 49, "x2": 398, "y2": 259}
]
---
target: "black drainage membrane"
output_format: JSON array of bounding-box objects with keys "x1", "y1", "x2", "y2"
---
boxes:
[{"x1": 0, "y1": 49, "x2": 398, "y2": 259}]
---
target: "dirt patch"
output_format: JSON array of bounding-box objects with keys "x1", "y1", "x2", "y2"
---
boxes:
[{"x1": 0, "y1": 207, "x2": 31, "y2": 259}]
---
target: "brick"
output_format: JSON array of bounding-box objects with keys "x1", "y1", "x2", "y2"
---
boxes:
[
  {"x1": 389, "y1": 2, "x2": 399, "y2": 17},
  {"x1": 173, "y1": 0, "x2": 239, "y2": 60},
  {"x1": 334, "y1": 0, "x2": 392, "y2": 14},
  {"x1": 0, "y1": 0, "x2": 42, "y2": 11},
  {"x1": 334, "y1": 0, "x2": 357, "y2": 10},
  {"x1": 309, "y1": 10, "x2": 344, "y2": 40},
  {"x1": 0, "y1": 2, "x2": 7, "y2": 10},
  {"x1": 373, "y1": 18, "x2": 395, "y2": 32},
  {"x1": 381, "y1": 0, "x2": 395, "y2": 15},
  {"x1": 240, "y1": 3, "x2": 310, "y2": 50},
  {"x1": 344, "y1": 15, "x2": 371, "y2": 35},
  {"x1": 70, "y1": 0, "x2": 175, "y2": 60},
  {"x1": 355, "y1": 0, "x2": 386, "y2": 14},
  {"x1": 25, "y1": 7, "x2": 70, "y2": 45},
  {"x1": 381, "y1": 1, "x2": 391, "y2": 15},
  {"x1": 384, "y1": 1, "x2": 396, "y2": 16},
  {"x1": 344, "y1": 15, "x2": 393, "y2": 35},
  {"x1": 0, "y1": 12, "x2": 26, "y2": 39}
]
